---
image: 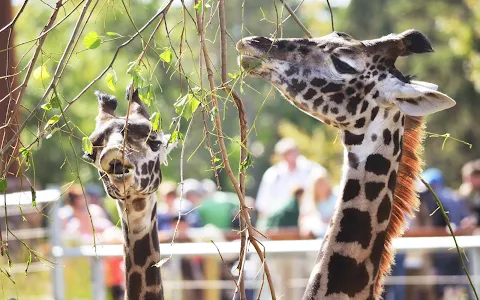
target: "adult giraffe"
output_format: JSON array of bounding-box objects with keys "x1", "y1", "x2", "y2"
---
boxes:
[
  {"x1": 237, "y1": 30, "x2": 455, "y2": 299},
  {"x1": 84, "y1": 89, "x2": 174, "y2": 300}
]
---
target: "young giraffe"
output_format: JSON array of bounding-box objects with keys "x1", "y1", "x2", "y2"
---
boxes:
[
  {"x1": 84, "y1": 89, "x2": 174, "y2": 300},
  {"x1": 237, "y1": 30, "x2": 455, "y2": 299}
]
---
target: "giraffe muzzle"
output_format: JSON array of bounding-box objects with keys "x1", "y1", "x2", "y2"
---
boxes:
[{"x1": 100, "y1": 148, "x2": 134, "y2": 181}]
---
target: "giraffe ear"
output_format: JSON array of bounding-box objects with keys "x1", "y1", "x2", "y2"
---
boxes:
[
  {"x1": 158, "y1": 133, "x2": 178, "y2": 166},
  {"x1": 392, "y1": 82, "x2": 456, "y2": 116}
]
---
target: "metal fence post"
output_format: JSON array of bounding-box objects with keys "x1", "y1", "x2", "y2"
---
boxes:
[
  {"x1": 470, "y1": 241, "x2": 480, "y2": 296},
  {"x1": 91, "y1": 257, "x2": 106, "y2": 300},
  {"x1": 50, "y1": 194, "x2": 65, "y2": 300}
]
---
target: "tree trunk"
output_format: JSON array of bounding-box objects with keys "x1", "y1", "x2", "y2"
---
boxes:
[{"x1": 0, "y1": 0, "x2": 23, "y2": 192}]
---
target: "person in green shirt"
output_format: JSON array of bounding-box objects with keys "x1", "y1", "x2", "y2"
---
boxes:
[
  {"x1": 198, "y1": 191, "x2": 239, "y2": 229},
  {"x1": 266, "y1": 187, "x2": 304, "y2": 229}
]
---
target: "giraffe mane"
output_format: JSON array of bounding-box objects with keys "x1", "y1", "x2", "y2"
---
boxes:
[{"x1": 375, "y1": 115, "x2": 424, "y2": 296}]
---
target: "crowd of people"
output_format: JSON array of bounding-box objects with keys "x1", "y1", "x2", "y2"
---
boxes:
[{"x1": 59, "y1": 138, "x2": 480, "y2": 300}]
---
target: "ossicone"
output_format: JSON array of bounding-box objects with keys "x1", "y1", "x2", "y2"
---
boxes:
[
  {"x1": 363, "y1": 29, "x2": 434, "y2": 58},
  {"x1": 398, "y1": 29, "x2": 434, "y2": 56},
  {"x1": 95, "y1": 90, "x2": 118, "y2": 113}
]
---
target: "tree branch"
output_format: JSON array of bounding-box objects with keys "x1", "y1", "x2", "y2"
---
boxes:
[{"x1": 196, "y1": 2, "x2": 276, "y2": 298}]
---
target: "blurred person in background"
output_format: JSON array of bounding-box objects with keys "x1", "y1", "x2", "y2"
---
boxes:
[
  {"x1": 85, "y1": 184, "x2": 115, "y2": 222},
  {"x1": 176, "y1": 178, "x2": 204, "y2": 228},
  {"x1": 157, "y1": 181, "x2": 179, "y2": 230},
  {"x1": 256, "y1": 138, "x2": 326, "y2": 229},
  {"x1": 299, "y1": 168, "x2": 336, "y2": 237},
  {"x1": 198, "y1": 179, "x2": 238, "y2": 230},
  {"x1": 60, "y1": 184, "x2": 112, "y2": 243},
  {"x1": 419, "y1": 168, "x2": 475, "y2": 299},
  {"x1": 60, "y1": 184, "x2": 125, "y2": 299},
  {"x1": 170, "y1": 204, "x2": 205, "y2": 300},
  {"x1": 157, "y1": 179, "x2": 202, "y2": 231},
  {"x1": 419, "y1": 168, "x2": 475, "y2": 230},
  {"x1": 266, "y1": 186, "x2": 303, "y2": 229},
  {"x1": 459, "y1": 159, "x2": 480, "y2": 226}
]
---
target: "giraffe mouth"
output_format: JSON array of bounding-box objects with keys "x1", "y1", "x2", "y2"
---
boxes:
[
  {"x1": 236, "y1": 38, "x2": 269, "y2": 74},
  {"x1": 106, "y1": 159, "x2": 134, "y2": 182}
]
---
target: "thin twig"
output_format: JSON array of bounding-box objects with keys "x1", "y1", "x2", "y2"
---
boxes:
[
  {"x1": 0, "y1": 0, "x2": 30, "y2": 34},
  {"x1": 218, "y1": 1, "x2": 248, "y2": 298},
  {"x1": 0, "y1": 0, "x2": 87, "y2": 55},
  {"x1": 420, "y1": 178, "x2": 479, "y2": 299},
  {"x1": 325, "y1": 0, "x2": 334, "y2": 32},
  {"x1": 277, "y1": 0, "x2": 312, "y2": 38}
]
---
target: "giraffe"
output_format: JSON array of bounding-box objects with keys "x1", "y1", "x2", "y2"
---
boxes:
[
  {"x1": 236, "y1": 30, "x2": 456, "y2": 299},
  {"x1": 84, "y1": 88, "x2": 175, "y2": 300}
]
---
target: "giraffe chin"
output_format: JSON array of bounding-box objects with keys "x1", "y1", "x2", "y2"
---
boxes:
[
  {"x1": 108, "y1": 174, "x2": 134, "y2": 194},
  {"x1": 238, "y1": 55, "x2": 264, "y2": 74}
]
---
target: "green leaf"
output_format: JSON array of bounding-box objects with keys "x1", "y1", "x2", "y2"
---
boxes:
[
  {"x1": 33, "y1": 64, "x2": 50, "y2": 81},
  {"x1": 41, "y1": 102, "x2": 52, "y2": 111},
  {"x1": 194, "y1": 0, "x2": 210, "y2": 14},
  {"x1": 50, "y1": 95, "x2": 61, "y2": 108},
  {"x1": 82, "y1": 136, "x2": 93, "y2": 155},
  {"x1": 138, "y1": 85, "x2": 153, "y2": 107},
  {"x1": 41, "y1": 96, "x2": 60, "y2": 111},
  {"x1": 83, "y1": 31, "x2": 101, "y2": 49},
  {"x1": 228, "y1": 71, "x2": 240, "y2": 79},
  {"x1": 159, "y1": 49, "x2": 172, "y2": 63},
  {"x1": 106, "y1": 31, "x2": 122, "y2": 37},
  {"x1": 30, "y1": 186, "x2": 36, "y2": 208},
  {"x1": 174, "y1": 93, "x2": 200, "y2": 120},
  {"x1": 127, "y1": 62, "x2": 145, "y2": 88},
  {"x1": 240, "y1": 153, "x2": 254, "y2": 171},
  {"x1": 25, "y1": 252, "x2": 32, "y2": 275},
  {"x1": 106, "y1": 72, "x2": 117, "y2": 92},
  {"x1": 169, "y1": 131, "x2": 184, "y2": 144},
  {"x1": 20, "y1": 147, "x2": 31, "y2": 167},
  {"x1": 194, "y1": 0, "x2": 202, "y2": 13},
  {"x1": 0, "y1": 178, "x2": 7, "y2": 192},
  {"x1": 150, "y1": 112, "x2": 161, "y2": 131},
  {"x1": 45, "y1": 115, "x2": 60, "y2": 129}
]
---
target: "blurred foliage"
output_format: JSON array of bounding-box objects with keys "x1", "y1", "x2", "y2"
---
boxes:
[
  {"x1": 277, "y1": 120, "x2": 344, "y2": 182},
  {"x1": 13, "y1": 0, "x2": 479, "y2": 199}
]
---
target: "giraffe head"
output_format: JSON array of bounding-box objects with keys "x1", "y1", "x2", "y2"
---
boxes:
[
  {"x1": 236, "y1": 30, "x2": 455, "y2": 131},
  {"x1": 84, "y1": 88, "x2": 174, "y2": 200}
]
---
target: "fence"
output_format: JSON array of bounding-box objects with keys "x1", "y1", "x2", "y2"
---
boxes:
[
  {"x1": 2, "y1": 190, "x2": 480, "y2": 299},
  {"x1": 53, "y1": 236, "x2": 480, "y2": 299}
]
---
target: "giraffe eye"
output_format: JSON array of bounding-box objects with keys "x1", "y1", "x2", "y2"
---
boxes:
[
  {"x1": 331, "y1": 55, "x2": 357, "y2": 74},
  {"x1": 148, "y1": 139, "x2": 162, "y2": 151}
]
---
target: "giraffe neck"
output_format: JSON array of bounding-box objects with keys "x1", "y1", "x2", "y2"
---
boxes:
[
  {"x1": 119, "y1": 193, "x2": 163, "y2": 300},
  {"x1": 303, "y1": 110, "x2": 404, "y2": 300}
]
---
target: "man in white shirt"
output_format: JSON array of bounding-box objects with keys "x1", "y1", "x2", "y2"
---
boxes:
[{"x1": 255, "y1": 138, "x2": 326, "y2": 228}]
